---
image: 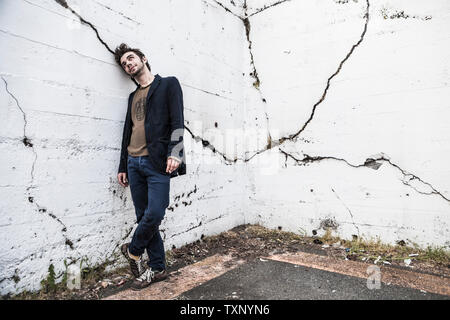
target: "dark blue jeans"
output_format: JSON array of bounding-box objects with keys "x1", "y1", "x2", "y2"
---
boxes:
[{"x1": 127, "y1": 155, "x2": 170, "y2": 271}]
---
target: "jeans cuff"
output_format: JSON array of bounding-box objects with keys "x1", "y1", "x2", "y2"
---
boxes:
[{"x1": 128, "y1": 243, "x2": 143, "y2": 257}]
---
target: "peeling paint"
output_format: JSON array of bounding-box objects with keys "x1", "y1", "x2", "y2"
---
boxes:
[
  {"x1": 364, "y1": 158, "x2": 383, "y2": 170},
  {"x1": 319, "y1": 218, "x2": 339, "y2": 230},
  {"x1": 380, "y1": 7, "x2": 432, "y2": 21}
]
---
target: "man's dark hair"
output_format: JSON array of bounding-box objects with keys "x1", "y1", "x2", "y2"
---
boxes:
[{"x1": 114, "y1": 43, "x2": 151, "y2": 73}]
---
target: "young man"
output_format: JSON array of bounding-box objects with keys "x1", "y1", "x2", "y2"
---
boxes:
[{"x1": 114, "y1": 43, "x2": 186, "y2": 290}]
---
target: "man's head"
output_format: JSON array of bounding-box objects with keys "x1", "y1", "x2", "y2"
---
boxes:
[{"x1": 114, "y1": 43, "x2": 151, "y2": 77}]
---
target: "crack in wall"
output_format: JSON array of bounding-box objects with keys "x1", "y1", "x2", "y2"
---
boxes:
[
  {"x1": 276, "y1": 0, "x2": 371, "y2": 146},
  {"x1": 242, "y1": 11, "x2": 272, "y2": 147},
  {"x1": 242, "y1": 16, "x2": 261, "y2": 94},
  {"x1": 1, "y1": 77, "x2": 37, "y2": 185},
  {"x1": 211, "y1": 0, "x2": 292, "y2": 19},
  {"x1": 1, "y1": 77, "x2": 33, "y2": 149},
  {"x1": 182, "y1": 83, "x2": 237, "y2": 102},
  {"x1": 280, "y1": 149, "x2": 450, "y2": 203},
  {"x1": 184, "y1": 125, "x2": 239, "y2": 164},
  {"x1": 0, "y1": 29, "x2": 115, "y2": 67},
  {"x1": 168, "y1": 221, "x2": 203, "y2": 240},
  {"x1": 211, "y1": 0, "x2": 242, "y2": 19},
  {"x1": 91, "y1": 0, "x2": 142, "y2": 25},
  {"x1": 242, "y1": 0, "x2": 274, "y2": 150},
  {"x1": 237, "y1": 0, "x2": 372, "y2": 163},
  {"x1": 2, "y1": 77, "x2": 75, "y2": 251},
  {"x1": 205, "y1": 214, "x2": 225, "y2": 223},
  {"x1": 27, "y1": 196, "x2": 75, "y2": 250},
  {"x1": 331, "y1": 188, "x2": 361, "y2": 237},
  {"x1": 54, "y1": 0, "x2": 114, "y2": 54},
  {"x1": 384, "y1": 159, "x2": 450, "y2": 203},
  {"x1": 209, "y1": 0, "x2": 270, "y2": 100},
  {"x1": 211, "y1": 0, "x2": 268, "y2": 99},
  {"x1": 247, "y1": 0, "x2": 292, "y2": 18}
]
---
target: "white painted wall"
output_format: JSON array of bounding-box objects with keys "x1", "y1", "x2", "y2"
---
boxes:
[
  {"x1": 0, "y1": 0, "x2": 248, "y2": 295},
  {"x1": 0, "y1": 0, "x2": 449, "y2": 295},
  {"x1": 245, "y1": 0, "x2": 450, "y2": 248}
]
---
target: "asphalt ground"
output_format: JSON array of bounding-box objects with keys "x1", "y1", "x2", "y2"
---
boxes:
[
  {"x1": 176, "y1": 258, "x2": 447, "y2": 300},
  {"x1": 106, "y1": 251, "x2": 449, "y2": 301}
]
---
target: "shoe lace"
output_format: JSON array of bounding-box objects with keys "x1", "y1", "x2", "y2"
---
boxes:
[
  {"x1": 136, "y1": 260, "x2": 144, "y2": 274},
  {"x1": 129, "y1": 257, "x2": 143, "y2": 275},
  {"x1": 127, "y1": 248, "x2": 143, "y2": 274},
  {"x1": 137, "y1": 268, "x2": 155, "y2": 282}
]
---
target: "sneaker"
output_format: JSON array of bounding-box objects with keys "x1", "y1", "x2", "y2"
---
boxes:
[
  {"x1": 130, "y1": 268, "x2": 168, "y2": 291},
  {"x1": 120, "y1": 243, "x2": 143, "y2": 278}
]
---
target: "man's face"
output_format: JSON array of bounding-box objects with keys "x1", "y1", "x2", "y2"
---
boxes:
[{"x1": 120, "y1": 51, "x2": 146, "y2": 77}]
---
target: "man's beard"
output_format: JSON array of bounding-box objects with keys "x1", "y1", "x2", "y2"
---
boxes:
[{"x1": 131, "y1": 64, "x2": 145, "y2": 77}]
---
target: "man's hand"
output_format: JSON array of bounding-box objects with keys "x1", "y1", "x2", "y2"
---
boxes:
[
  {"x1": 166, "y1": 157, "x2": 180, "y2": 174},
  {"x1": 117, "y1": 172, "x2": 129, "y2": 187}
]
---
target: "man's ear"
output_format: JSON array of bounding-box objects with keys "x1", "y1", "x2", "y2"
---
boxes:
[{"x1": 141, "y1": 56, "x2": 148, "y2": 64}]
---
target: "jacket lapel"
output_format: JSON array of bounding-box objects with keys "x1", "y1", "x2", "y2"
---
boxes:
[{"x1": 146, "y1": 74, "x2": 161, "y2": 105}]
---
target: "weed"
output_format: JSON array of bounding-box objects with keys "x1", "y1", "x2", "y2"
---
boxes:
[
  {"x1": 318, "y1": 231, "x2": 450, "y2": 266},
  {"x1": 320, "y1": 228, "x2": 340, "y2": 244},
  {"x1": 40, "y1": 264, "x2": 57, "y2": 294},
  {"x1": 420, "y1": 246, "x2": 450, "y2": 265}
]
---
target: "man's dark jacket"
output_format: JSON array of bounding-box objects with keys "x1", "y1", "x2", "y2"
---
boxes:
[{"x1": 118, "y1": 74, "x2": 186, "y2": 178}]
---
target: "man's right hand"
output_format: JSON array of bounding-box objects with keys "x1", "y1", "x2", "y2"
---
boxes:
[{"x1": 118, "y1": 172, "x2": 129, "y2": 187}]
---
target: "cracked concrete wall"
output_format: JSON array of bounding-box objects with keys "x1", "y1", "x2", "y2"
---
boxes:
[
  {"x1": 244, "y1": 0, "x2": 450, "y2": 247},
  {"x1": 0, "y1": 0, "x2": 248, "y2": 295},
  {"x1": 1, "y1": 0, "x2": 449, "y2": 295}
]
